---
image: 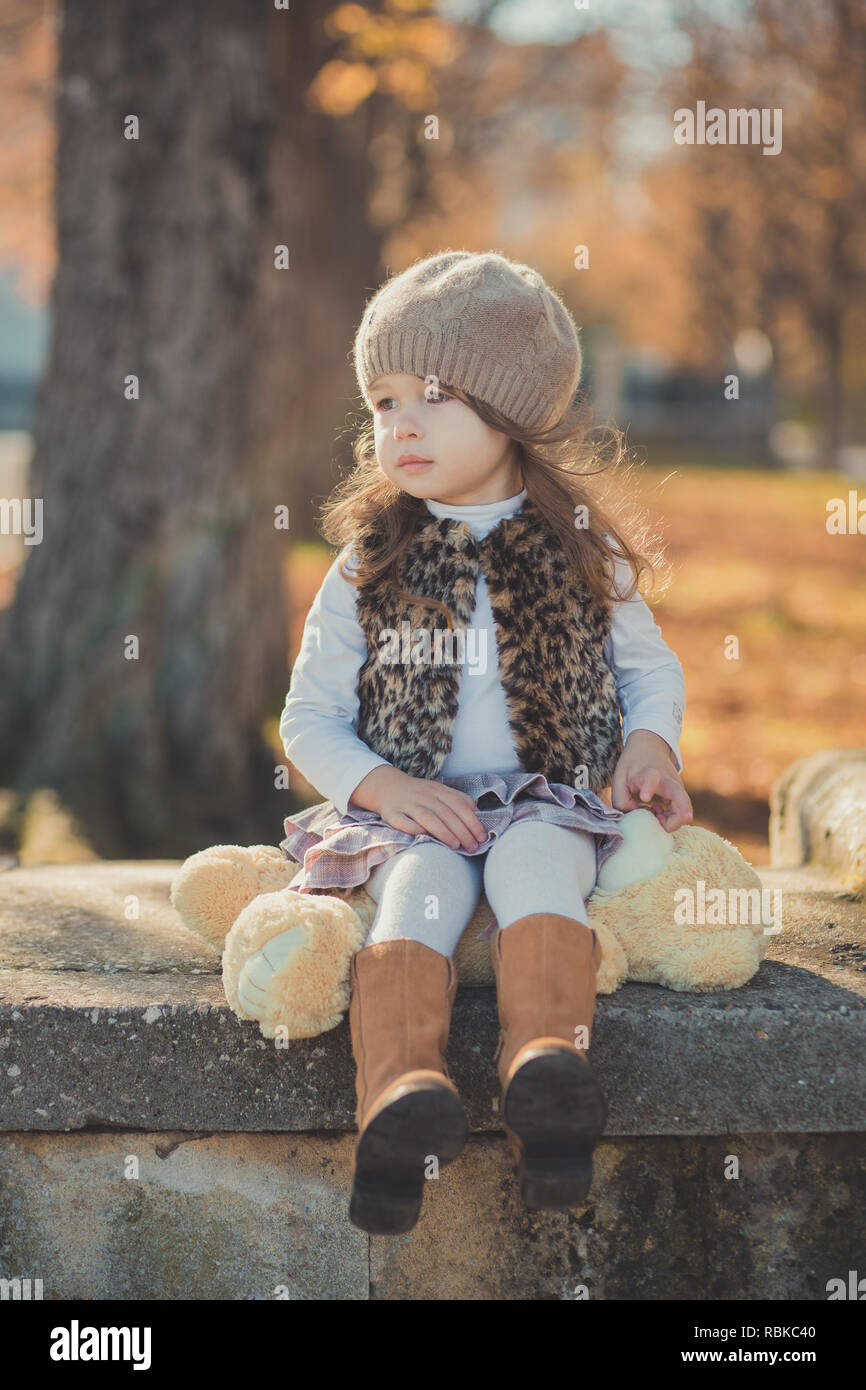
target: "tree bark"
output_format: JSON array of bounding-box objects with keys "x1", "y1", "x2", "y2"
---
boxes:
[{"x1": 0, "y1": 0, "x2": 380, "y2": 857}]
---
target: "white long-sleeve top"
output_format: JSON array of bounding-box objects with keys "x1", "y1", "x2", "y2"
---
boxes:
[{"x1": 280, "y1": 487, "x2": 685, "y2": 817}]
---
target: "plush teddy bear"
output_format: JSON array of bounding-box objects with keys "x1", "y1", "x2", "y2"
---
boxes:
[{"x1": 170, "y1": 810, "x2": 771, "y2": 1042}]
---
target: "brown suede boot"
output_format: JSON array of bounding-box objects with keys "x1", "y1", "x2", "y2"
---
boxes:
[
  {"x1": 348, "y1": 938, "x2": 468, "y2": 1234},
  {"x1": 492, "y1": 912, "x2": 607, "y2": 1210}
]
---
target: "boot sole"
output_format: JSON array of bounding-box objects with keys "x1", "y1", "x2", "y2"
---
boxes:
[
  {"x1": 350, "y1": 1082, "x2": 468, "y2": 1235},
  {"x1": 503, "y1": 1047, "x2": 607, "y2": 1211}
]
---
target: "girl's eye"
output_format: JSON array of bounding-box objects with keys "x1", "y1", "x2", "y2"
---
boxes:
[{"x1": 373, "y1": 391, "x2": 450, "y2": 410}]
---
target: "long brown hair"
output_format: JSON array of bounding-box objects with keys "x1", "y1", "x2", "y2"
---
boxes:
[{"x1": 317, "y1": 380, "x2": 671, "y2": 632}]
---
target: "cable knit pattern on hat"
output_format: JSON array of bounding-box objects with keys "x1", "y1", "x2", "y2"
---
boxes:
[{"x1": 354, "y1": 250, "x2": 582, "y2": 433}]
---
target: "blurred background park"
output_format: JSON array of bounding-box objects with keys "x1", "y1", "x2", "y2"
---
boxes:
[{"x1": 0, "y1": 0, "x2": 864, "y2": 870}]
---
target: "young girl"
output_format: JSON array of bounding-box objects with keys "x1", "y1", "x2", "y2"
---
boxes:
[{"x1": 274, "y1": 251, "x2": 692, "y2": 1235}]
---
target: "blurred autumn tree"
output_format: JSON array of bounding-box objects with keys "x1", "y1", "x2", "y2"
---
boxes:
[
  {"x1": 636, "y1": 0, "x2": 866, "y2": 466},
  {"x1": 0, "y1": 0, "x2": 861, "y2": 859},
  {"x1": 0, "y1": 0, "x2": 55, "y2": 304},
  {"x1": 0, "y1": 0, "x2": 637, "y2": 856},
  {"x1": 0, "y1": 0, "x2": 396, "y2": 854}
]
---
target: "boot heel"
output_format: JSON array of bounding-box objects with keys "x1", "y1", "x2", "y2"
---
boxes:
[
  {"x1": 350, "y1": 1081, "x2": 467, "y2": 1235},
  {"x1": 503, "y1": 1047, "x2": 607, "y2": 1211}
]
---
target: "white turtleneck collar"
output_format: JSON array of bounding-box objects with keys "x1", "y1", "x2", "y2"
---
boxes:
[{"x1": 423, "y1": 486, "x2": 527, "y2": 525}]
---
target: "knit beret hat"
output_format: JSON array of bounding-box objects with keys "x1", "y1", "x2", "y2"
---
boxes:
[{"x1": 353, "y1": 250, "x2": 582, "y2": 434}]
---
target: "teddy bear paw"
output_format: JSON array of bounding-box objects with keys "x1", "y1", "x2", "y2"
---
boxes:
[
  {"x1": 222, "y1": 887, "x2": 368, "y2": 1040},
  {"x1": 236, "y1": 927, "x2": 306, "y2": 1019}
]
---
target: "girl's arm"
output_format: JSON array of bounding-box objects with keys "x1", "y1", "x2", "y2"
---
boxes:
[
  {"x1": 604, "y1": 553, "x2": 692, "y2": 829},
  {"x1": 603, "y1": 553, "x2": 685, "y2": 771},
  {"x1": 279, "y1": 547, "x2": 393, "y2": 817}
]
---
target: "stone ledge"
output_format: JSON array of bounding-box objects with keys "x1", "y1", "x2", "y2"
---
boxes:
[
  {"x1": 0, "y1": 861, "x2": 864, "y2": 1135},
  {"x1": 1, "y1": 1129, "x2": 864, "y2": 1300}
]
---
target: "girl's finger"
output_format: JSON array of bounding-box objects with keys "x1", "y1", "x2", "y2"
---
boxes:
[
  {"x1": 612, "y1": 781, "x2": 648, "y2": 813},
  {"x1": 630, "y1": 766, "x2": 661, "y2": 803},
  {"x1": 438, "y1": 787, "x2": 487, "y2": 841},
  {"x1": 415, "y1": 805, "x2": 475, "y2": 851},
  {"x1": 655, "y1": 787, "x2": 693, "y2": 831},
  {"x1": 389, "y1": 813, "x2": 424, "y2": 836},
  {"x1": 658, "y1": 776, "x2": 692, "y2": 818},
  {"x1": 439, "y1": 793, "x2": 487, "y2": 843}
]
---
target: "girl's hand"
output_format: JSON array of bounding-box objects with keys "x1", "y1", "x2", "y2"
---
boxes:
[
  {"x1": 611, "y1": 730, "x2": 693, "y2": 833},
  {"x1": 359, "y1": 767, "x2": 488, "y2": 851}
]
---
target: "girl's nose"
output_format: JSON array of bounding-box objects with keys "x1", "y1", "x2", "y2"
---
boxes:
[{"x1": 395, "y1": 419, "x2": 421, "y2": 440}]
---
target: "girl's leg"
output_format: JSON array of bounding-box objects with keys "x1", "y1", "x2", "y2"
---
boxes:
[
  {"x1": 482, "y1": 821, "x2": 598, "y2": 930},
  {"x1": 482, "y1": 820, "x2": 606, "y2": 1210},
  {"x1": 349, "y1": 840, "x2": 480, "y2": 1233},
  {"x1": 364, "y1": 840, "x2": 486, "y2": 957}
]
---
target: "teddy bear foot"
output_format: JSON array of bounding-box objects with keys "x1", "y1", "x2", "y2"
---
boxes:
[
  {"x1": 222, "y1": 888, "x2": 368, "y2": 1039},
  {"x1": 236, "y1": 928, "x2": 306, "y2": 1018},
  {"x1": 170, "y1": 844, "x2": 300, "y2": 952}
]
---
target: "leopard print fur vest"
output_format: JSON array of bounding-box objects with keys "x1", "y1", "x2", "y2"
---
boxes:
[{"x1": 351, "y1": 497, "x2": 623, "y2": 792}]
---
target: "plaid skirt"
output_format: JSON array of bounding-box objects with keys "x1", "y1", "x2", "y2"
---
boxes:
[{"x1": 279, "y1": 771, "x2": 626, "y2": 895}]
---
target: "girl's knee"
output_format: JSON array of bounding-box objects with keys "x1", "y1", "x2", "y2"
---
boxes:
[
  {"x1": 483, "y1": 821, "x2": 598, "y2": 898},
  {"x1": 365, "y1": 839, "x2": 485, "y2": 953},
  {"x1": 368, "y1": 838, "x2": 483, "y2": 905}
]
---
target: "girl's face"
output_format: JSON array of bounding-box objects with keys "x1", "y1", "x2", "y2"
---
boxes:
[{"x1": 369, "y1": 372, "x2": 523, "y2": 507}]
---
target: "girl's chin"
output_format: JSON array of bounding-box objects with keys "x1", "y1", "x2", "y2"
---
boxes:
[{"x1": 393, "y1": 471, "x2": 438, "y2": 489}]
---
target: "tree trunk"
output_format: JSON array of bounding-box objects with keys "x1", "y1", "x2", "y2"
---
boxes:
[{"x1": 0, "y1": 0, "x2": 381, "y2": 857}]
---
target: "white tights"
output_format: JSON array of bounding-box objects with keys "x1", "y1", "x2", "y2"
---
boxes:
[{"x1": 363, "y1": 821, "x2": 598, "y2": 958}]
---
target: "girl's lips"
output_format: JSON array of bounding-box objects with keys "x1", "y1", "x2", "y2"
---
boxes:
[{"x1": 399, "y1": 459, "x2": 434, "y2": 472}]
